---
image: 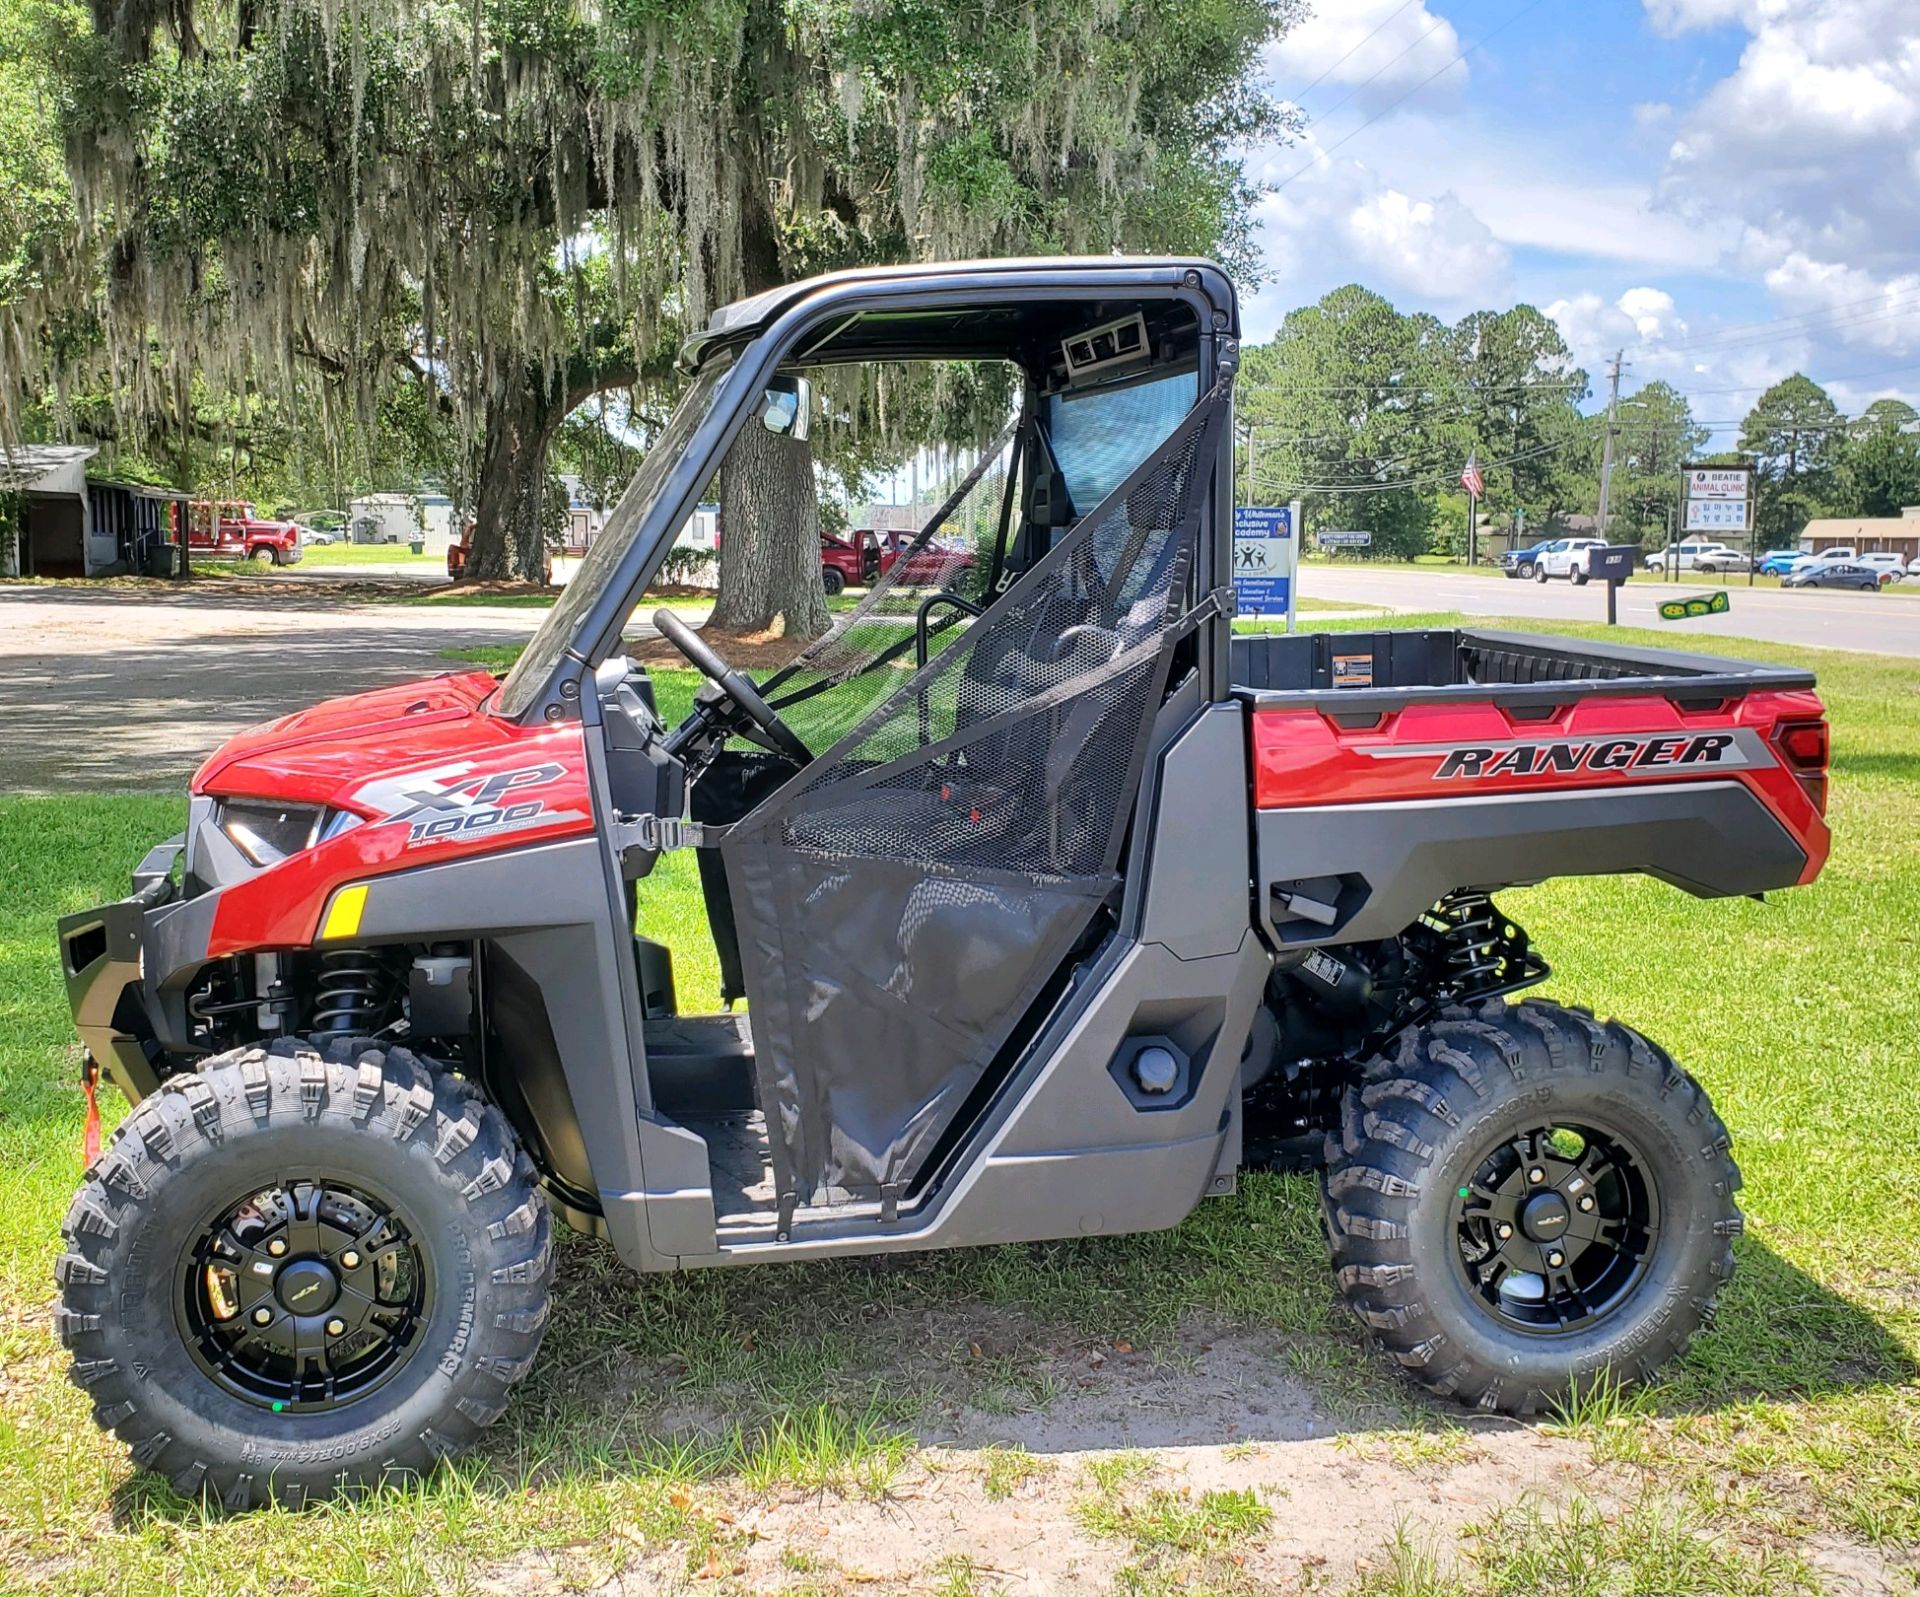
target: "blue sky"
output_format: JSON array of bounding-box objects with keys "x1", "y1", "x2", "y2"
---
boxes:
[{"x1": 1237, "y1": 0, "x2": 1920, "y2": 441}]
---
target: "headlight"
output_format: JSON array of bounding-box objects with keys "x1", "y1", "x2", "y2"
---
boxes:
[{"x1": 215, "y1": 800, "x2": 360, "y2": 866}]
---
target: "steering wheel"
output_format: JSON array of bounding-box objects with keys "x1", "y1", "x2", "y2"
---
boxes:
[{"x1": 652, "y1": 608, "x2": 810, "y2": 763}]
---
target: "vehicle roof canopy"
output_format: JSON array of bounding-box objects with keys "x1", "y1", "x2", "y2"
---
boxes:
[{"x1": 681, "y1": 256, "x2": 1236, "y2": 374}]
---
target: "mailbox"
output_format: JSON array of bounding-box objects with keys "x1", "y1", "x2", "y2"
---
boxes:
[{"x1": 1590, "y1": 545, "x2": 1638, "y2": 584}]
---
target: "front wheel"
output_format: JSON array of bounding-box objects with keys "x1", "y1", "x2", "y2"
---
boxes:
[
  {"x1": 821, "y1": 566, "x2": 845, "y2": 596},
  {"x1": 1323, "y1": 998, "x2": 1740, "y2": 1415},
  {"x1": 1534, "y1": 564, "x2": 1549, "y2": 583},
  {"x1": 55, "y1": 1038, "x2": 554, "y2": 1507},
  {"x1": 250, "y1": 546, "x2": 278, "y2": 567}
]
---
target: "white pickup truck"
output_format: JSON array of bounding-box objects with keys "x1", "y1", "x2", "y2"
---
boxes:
[{"x1": 1532, "y1": 536, "x2": 1609, "y2": 583}]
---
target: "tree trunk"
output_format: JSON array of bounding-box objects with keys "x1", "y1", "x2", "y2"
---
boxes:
[
  {"x1": 709, "y1": 418, "x2": 830, "y2": 640},
  {"x1": 467, "y1": 381, "x2": 556, "y2": 582}
]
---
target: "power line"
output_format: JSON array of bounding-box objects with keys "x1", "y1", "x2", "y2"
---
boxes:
[
  {"x1": 1637, "y1": 286, "x2": 1920, "y2": 352},
  {"x1": 1295, "y1": 6, "x2": 1449, "y2": 129},
  {"x1": 1256, "y1": 438, "x2": 1571, "y2": 495},
  {"x1": 1271, "y1": 0, "x2": 1553, "y2": 195},
  {"x1": 1285, "y1": 0, "x2": 1423, "y2": 108}
]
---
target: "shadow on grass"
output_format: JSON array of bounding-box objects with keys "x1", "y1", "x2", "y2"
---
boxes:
[
  {"x1": 1832, "y1": 749, "x2": 1920, "y2": 783},
  {"x1": 78, "y1": 1170, "x2": 1918, "y2": 1528}
]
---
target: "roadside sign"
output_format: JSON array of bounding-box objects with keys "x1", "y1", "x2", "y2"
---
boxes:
[
  {"x1": 1234, "y1": 504, "x2": 1297, "y2": 629},
  {"x1": 1658, "y1": 590, "x2": 1732, "y2": 621},
  {"x1": 1683, "y1": 468, "x2": 1748, "y2": 500},
  {"x1": 1684, "y1": 499, "x2": 1751, "y2": 533},
  {"x1": 1679, "y1": 462, "x2": 1754, "y2": 562},
  {"x1": 1318, "y1": 529, "x2": 1371, "y2": 548}
]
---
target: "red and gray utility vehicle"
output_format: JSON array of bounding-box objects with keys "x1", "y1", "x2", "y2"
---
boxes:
[
  {"x1": 56, "y1": 259, "x2": 1830, "y2": 1507},
  {"x1": 186, "y1": 500, "x2": 305, "y2": 566}
]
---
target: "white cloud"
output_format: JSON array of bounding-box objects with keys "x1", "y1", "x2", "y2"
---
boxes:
[
  {"x1": 1265, "y1": 0, "x2": 1467, "y2": 113},
  {"x1": 1643, "y1": 0, "x2": 1766, "y2": 38},
  {"x1": 1655, "y1": 0, "x2": 1920, "y2": 280},
  {"x1": 1346, "y1": 189, "x2": 1508, "y2": 297},
  {"x1": 1547, "y1": 288, "x2": 1690, "y2": 370},
  {"x1": 1641, "y1": 0, "x2": 1920, "y2": 388},
  {"x1": 1252, "y1": 152, "x2": 1508, "y2": 321},
  {"x1": 1632, "y1": 101, "x2": 1673, "y2": 129}
]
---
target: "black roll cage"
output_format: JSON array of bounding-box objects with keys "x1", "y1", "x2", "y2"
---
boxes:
[{"x1": 506, "y1": 258, "x2": 1241, "y2": 731}]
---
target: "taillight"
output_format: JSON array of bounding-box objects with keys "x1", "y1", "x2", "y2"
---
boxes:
[{"x1": 1773, "y1": 718, "x2": 1830, "y2": 815}]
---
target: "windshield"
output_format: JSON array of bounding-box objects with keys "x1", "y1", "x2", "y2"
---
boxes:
[{"x1": 496, "y1": 348, "x2": 739, "y2": 717}]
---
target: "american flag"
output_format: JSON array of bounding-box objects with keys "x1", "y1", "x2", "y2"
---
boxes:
[{"x1": 1460, "y1": 452, "x2": 1485, "y2": 497}]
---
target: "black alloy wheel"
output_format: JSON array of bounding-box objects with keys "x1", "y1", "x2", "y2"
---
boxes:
[
  {"x1": 180, "y1": 1177, "x2": 431, "y2": 1413},
  {"x1": 1452, "y1": 1121, "x2": 1658, "y2": 1334},
  {"x1": 1322, "y1": 998, "x2": 1741, "y2": 1415}
]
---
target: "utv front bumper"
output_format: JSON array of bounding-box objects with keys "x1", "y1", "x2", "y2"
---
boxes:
[{"x1": 57, "y1": 835, "x2": 217, "y2": 1103}]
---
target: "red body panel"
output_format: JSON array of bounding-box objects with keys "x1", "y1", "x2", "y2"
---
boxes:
[
  {"x1": 1250, "y1": 687, "x2": 1830, "y2": 884},
  {"x1": 194, "y1": 672, "x2": 596, "y2": 955}
]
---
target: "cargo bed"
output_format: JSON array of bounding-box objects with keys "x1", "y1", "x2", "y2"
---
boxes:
[{"x1": 1230, "y1": 628, "x2": 1815, "y2": 717}]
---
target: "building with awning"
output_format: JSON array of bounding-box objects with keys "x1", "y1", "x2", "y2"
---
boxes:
[
  {"x1": 1799, "y1": 508, "x2": 1920, "y2": 562},
  {"x1": 1, "y1": 445, "x2": 188, "y2": 577}
]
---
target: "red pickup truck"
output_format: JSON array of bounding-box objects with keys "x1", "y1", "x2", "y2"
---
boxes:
[
  {"x1": 186, "y1": 500, "x2": 303, "y2": 566},
  {"x1": 820, "y1": 527, "x2": 975, "y2": 593}
]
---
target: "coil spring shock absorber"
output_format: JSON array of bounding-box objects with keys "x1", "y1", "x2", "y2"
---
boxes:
[
  {"x1": 1435, "y1": 889, "x2": 1504, "y2": 991},
  {"x1": 312, "y1": 950, "x2": 391, "y2": 1034}
]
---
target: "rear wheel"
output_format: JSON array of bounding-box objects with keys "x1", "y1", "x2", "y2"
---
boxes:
[
  {"x1": 1323, "y1": 998, "x2": 1740, "y2": 1415},
  {"x1": 1571, "y1": 566, "x2": 1589, "y2": 586},
  {"x1": 56, "y1": 1038, "x2": 553, "y2": 1507}
]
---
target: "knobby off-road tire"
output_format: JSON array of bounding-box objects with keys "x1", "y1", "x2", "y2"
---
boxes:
[
  {"x1": 1323, "y1": 998, "x2": 1741, "y2": 1415},
  {"x1": 55, "y1": 1037, "x2": 554, "y2": 1507}
]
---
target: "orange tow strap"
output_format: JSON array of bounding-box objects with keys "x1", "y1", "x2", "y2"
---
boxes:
[{"x1": 81, "y1": 1059, "x2": 102, "y2": 1168}]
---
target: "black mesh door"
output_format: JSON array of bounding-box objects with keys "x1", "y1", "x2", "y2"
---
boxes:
[{"x1": 722, "y1": 384, "x2": 1230, "y2": 1212}]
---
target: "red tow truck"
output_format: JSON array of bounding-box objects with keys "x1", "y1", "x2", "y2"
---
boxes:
[{"x1": 186, "y1": 501, "x2": 304, "y2": 566}]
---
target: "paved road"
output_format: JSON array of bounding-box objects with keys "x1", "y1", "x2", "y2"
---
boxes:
[
  {"x1": 0, "y1": 585, "x2": 551, "y2": 793},
  {"x1": 1298, "y1": 565, "x2": 1920, "y2": 657}
]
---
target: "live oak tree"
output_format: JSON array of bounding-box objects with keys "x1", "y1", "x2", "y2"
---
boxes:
[{"x1": 5, "y1": 0, "x2": 1298, "y2": 634}]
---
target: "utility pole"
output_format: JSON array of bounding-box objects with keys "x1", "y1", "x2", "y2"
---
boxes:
[{"x1": 1595, "y1": 349, "x2": 1624, "y2": 541}]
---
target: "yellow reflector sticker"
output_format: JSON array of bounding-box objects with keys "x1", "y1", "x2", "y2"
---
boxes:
[{"x1": 320, "y1": 884, "x2": 368, "y2": 940}]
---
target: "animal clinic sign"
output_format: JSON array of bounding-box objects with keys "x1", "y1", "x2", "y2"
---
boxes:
[{"x1": 1682, "y1": 466, "x2": 1752, "y2": 534}]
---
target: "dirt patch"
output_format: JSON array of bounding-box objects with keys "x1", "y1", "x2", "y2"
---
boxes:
[
  {"x1": 476, "y1": 1322, "x2": 1610, "y2": 1593},
  {"x1": 629, "y1": 622, "x2": 810, "y2": 674}
]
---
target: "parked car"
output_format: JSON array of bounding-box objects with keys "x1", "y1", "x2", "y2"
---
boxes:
[
  {"x1": 186, "y1": 500, "x2": 303, "y2": 566},
  {"x1": 1858, "y1": 552, "x2": 1908, "y2": 579},
  {"x1": 1646, "y1": 540, "x2": 1750, "y2": 574},
  {"x1": 876, "y1": 528, "x2": 977, "y2": 586},
  {"x1": 1784, "y1": 560, "x2": 1883, "y2": 591},
  {"x1": 819, "y1": 528, "x2": 881, "y2": 594},
  {"x1": 1793, "y1": 546, "x2": 1856, "y2": 573},
  {"x1": 1501, "y1": 540, "x2": 1551, "y2": 580},
  {"x1": 1756, "y1": 549, "x2": 1803, "y2": 576},
  {"x1": 1531, "y1": 537, "x2": 1608, "y2": 583},
  {"x1": 297, "y1": 525, "x2": 338, "y2": 546},
  {"x1": 447, "y1": 523, "x2": 554, "y2": 585}
]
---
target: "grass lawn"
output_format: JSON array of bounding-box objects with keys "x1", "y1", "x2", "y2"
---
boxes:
[
  {"x1": 295, "y1": 543, "x2": 443, "y2": 568},
  {"x1": 2, "y1": 620, "x2": 1917, "y2": 1592}
]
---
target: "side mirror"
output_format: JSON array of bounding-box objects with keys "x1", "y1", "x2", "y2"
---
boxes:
[{"x1": 758, "y1": 375, "x2": 812, "y2": 442}]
